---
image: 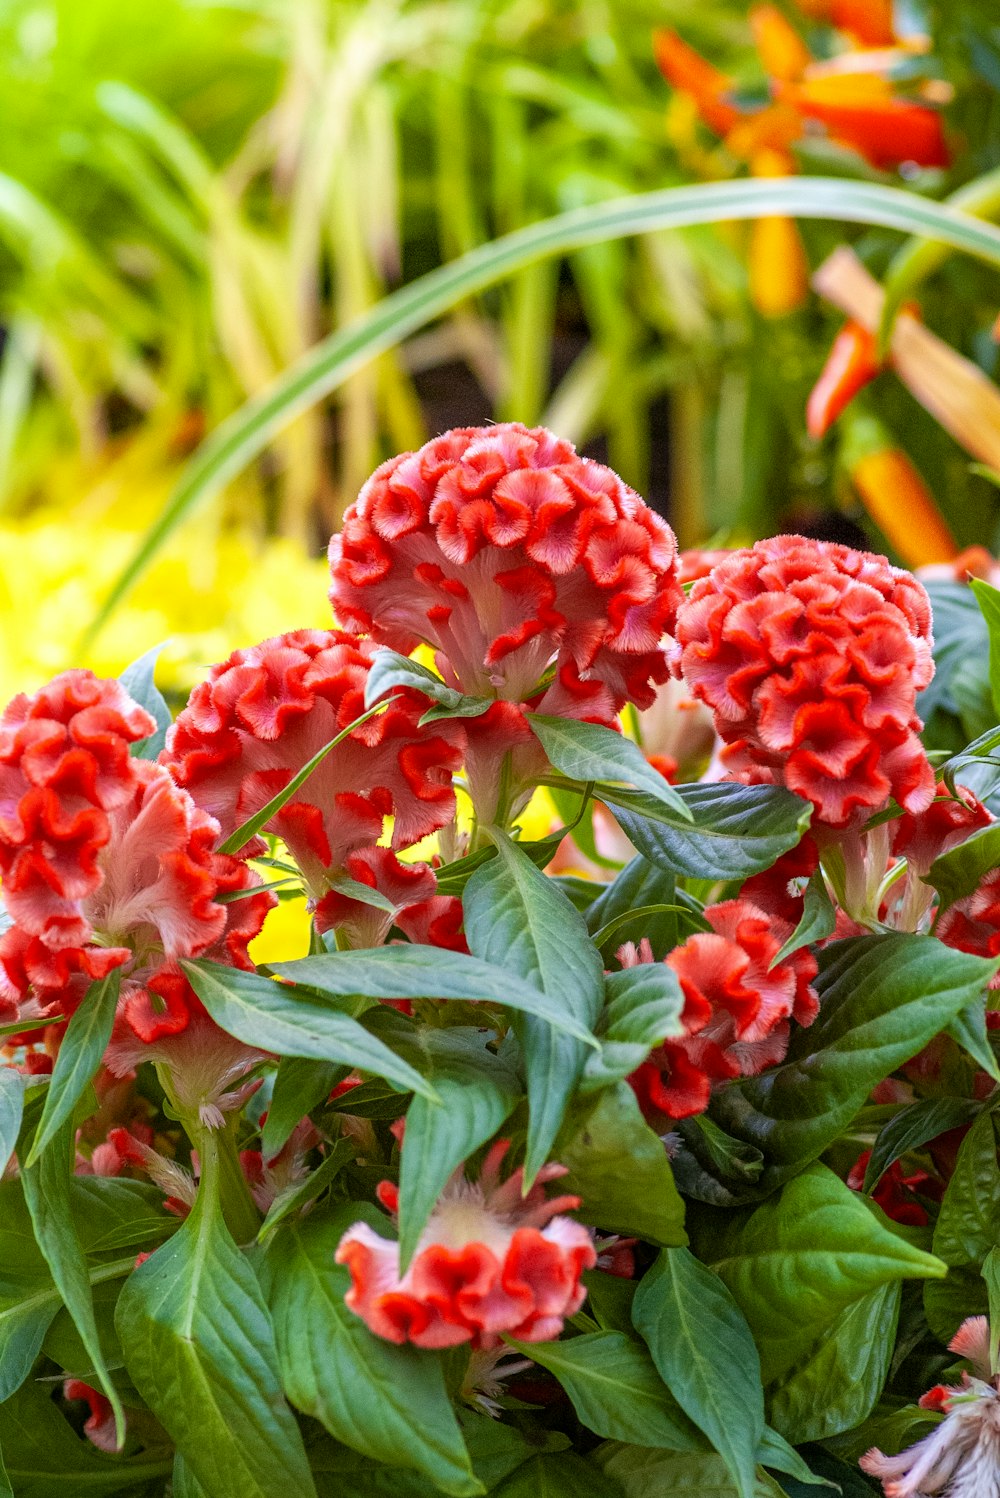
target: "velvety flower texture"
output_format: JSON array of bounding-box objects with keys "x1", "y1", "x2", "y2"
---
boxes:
[
  {"x1": 626, "y1": 898, "x2": 819, "y2": 1122},
  {"x1": 672, "y1": 536, "x2": 936, "y2": 830},
  {"x1": 936, "y1": 869, "x2": 1000, "y2": 986},
  {"x1": 163, "y1": 629, "x2": 463, "y2": 934},
  {"x1": 0, "y1": 673, "x2": 273, "y2": 1044},
  {"x1": 329, "y1": 422, "x2": 682, "y2": 716},
  {"x1": 336, "y1": 1141, "x2": 596, "y2": 1349},
  {"x1": 861, "y1": 1316, "x2": 1000, "y2": 1497}
]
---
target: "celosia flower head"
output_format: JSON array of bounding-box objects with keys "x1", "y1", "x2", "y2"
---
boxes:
[
  {"x1": 672, "y1": 535, "x2": 936, "y2": 830},
  {"x1": 861, "y1": 1317, "x2": 1000, "y2": 1497},
  {"x1": 0, "y1": 671, "x2": 274, "y2": 1046},
  {"x1": 163, "y1": 629, "x2": 463, "y2": 910},
  {"x1": 336, "y1": 1139, "x2": 596, "y2": 1349},
  {"x1": 329, "y1": 424, "x2": 682, "y2": 722},
  {"x1": 626, "y1": 897, "x2": 819, "y2": 1121}
]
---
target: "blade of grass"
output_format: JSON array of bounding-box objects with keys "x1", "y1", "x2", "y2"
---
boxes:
[{"x1": 82, "y1": 176, "x2": 1000, "y2": 647}]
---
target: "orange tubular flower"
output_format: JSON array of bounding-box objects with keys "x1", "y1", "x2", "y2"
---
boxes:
[
  {"x1": 842, "y1": 412, "x2": 958, "y2": 569},
  {"x1": 777, "y1": 75, "x2": 949, "y2": 170},
  {"x1": 653, "y1": 29, "x2": 740, "y2": 136},
  {"x1": 807, "y1": 320, "x2": 881, "y2": 438},
  {"x1": 795, "y1": 0, "x2": 898, "y2": 49},
  {"x1": 750, "y1": 6, "x2": 810, "y2": 84}
]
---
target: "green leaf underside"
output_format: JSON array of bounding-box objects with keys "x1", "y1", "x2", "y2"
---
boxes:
[
  {"x1": 89, "y1": 177, "x2": 1000, "y2": 642},
  {"x1": 463, "y1": 833, "x2": 604, "y2": 1180},
  {"x1": 632, "y1": 1247, "x2": 765, "y2": 1498},
  {"x1": 528, "y1": 713, "x2": 692, "y2": 820},
  {"x1": 364, "y1": 648, "x2": 491, "y2": 722},
  {"x1": 397, "y1": 1029, "x2": 519, "y2": 1269},
  {"x1": 118, "y1": 642, "x2": 172, "y2": 759},
  {"x1": 0, "y1": 1071, "x2": 25, "y2": 1178},
  {"x1": 582, "y1": 964, "x2": 686, "y2": 1091},
  {"x1": 680, "y1": 936, "x2": 997, "y2": 1200},
  {"x1": 265, "y1": 946, "x2": 598, "y2": 1045},
  {"x1": 260, "y1": 1206, "x2": 480, "y2": 1496},
  {"x1": 29, "y1": 970, "x2": 121, "y2": 1165},
  {"x1": 770, "y1": 876, "x2": 836, "y2": 969},
  {"x1": 693, "y1": 1164, "x2": 944, "y2": 1388},
  {"x1": 609, "y1": 782, "x2": 812, "y2": 881},
  {"x1": 182, "y1": 959, "x2": 436, "y2": 1097},
  {"x1": 115, "y1": 1137, "x2": 317, "y2": 1498}
]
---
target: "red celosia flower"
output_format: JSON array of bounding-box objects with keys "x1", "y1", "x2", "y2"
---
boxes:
[
  {"x1": 329, "y1": 425, "x2": 680, "y2": 712},
  {"x1": 335, "y1": 1140, "x2": 596, "y2": 1349},
  {"x1": 672, "y1": 535, "x2": 936, "y2": 830},
  {"x1": 240, "y1": 1117, "x2": 321, "y2": 1212},
  {"x1": 164, "y1": 629, "x2": 463, "y2": 914},
  {"x1": 329, "y1": 425, "x2": 682, "y2": 822},
  {"x1": 626, "y1": 898, "x2": 819, "y2": 1122},
  {"x1": 313, "y1": 844, "x2": 466, "y2": 952},
  {"x1": 63, "y1": 1381, "x2": 118, "y2": 1453},
  {"x1": 936, "y1": 869, "x2": 1000, "y2": 988},
  {"x1": 893, "y1": 786, "x2": 992, "y2": 881},
  {"x1": 861, "y1": 1317, "x2": 1000, "y2": 1497},
  {"x1": 846, "y1": 1149, "x2": 933, "y2": 1228}
]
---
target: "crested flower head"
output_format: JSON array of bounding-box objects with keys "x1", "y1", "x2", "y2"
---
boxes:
[
  {"x1": 861, "y1": 1316, "x2": 1000, "y2": 1497},
  {"x1": 335, "y1": 1139, "x2": 596, "y2": 1349},
  {"x1": 626, "y1": 897, "x2": 819, "y2": 1122},
  {"x1": 329, "y1": 424, "x2": 682, "y2": 720},
  {"x1": 0, "y1": 724, "x2": 275, "y2": 1048},
  {"x1": 936, "y1": 868, "x2": 1000, "y2": 988},
  {"x1": 163, "y1": 629, "x2": 463, "y2": 906},
  {"x1": 672, "y1": 535, "x2": 936, "y2": 831}
]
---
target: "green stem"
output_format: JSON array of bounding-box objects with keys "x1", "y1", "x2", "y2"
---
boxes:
[{"x1": 210, "y1": 1120, "x2": 261, "y2": 1247}]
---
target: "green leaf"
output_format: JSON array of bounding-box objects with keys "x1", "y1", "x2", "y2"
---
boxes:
[
  {"x1": 770, "y1": 877, "x2": 835, "y2": 969},
  {"x1": 928, "y1": 822, "x2": 1000, "y2": 910},
  {"x1": 118, "y1": 642, "x2": 171, "y2": 759},
  {"x1": 680, "y1": 936, "x2": 998, "y2": 1201},
  {"x1": 219, "y1": 698, "x2": 395, "y2": 855},
  {"x1": 259, "y1": 1206, "x2": 481, "y2": 1497},
  {"x1": 257, "y1": 1136, "x2": 357, "y2": 1241},
  {"x1": 0, "y1": 1068, "x2": 25, "y2": 1176},
  {"x1": 86, "y1": 176, "x2": 1000, "y2": 643},
  {"x1": 559, "y1": 1084, "x2": 686, "y2": 1247},
  {"x1": 632, "y1": 1247, "x2": 765, "y2": 1498},
  {"x1": 948, "y1": 998, "x2": 1000, "y2": 1082},
  {"x1": 971, "y1": 579, "x2": 1000, "y2": 719},
  {"x1": 263, "y1": 1058, "x2": 347, "y2": 1158},
  {"x1": 586, "y1": 856, "x2": 681, "y2": 960},
  {"x1": 397, "y1": 1028, "x2": 519, "y2": 1269},
  {"x1": 595, "y1": 1446, "x2": 785, "y2": 1498},
  {"x1": 182, "y1": 959, "x2": 437, "y2": 1098},
  {"x1": 0, "y1": 1378, "x2": 172, "y2": 1497},
  {"x1": 364, "y1": 648, "x2": 491, "y2": 723},
  {"x1": 115, "y1": 1131, "x2": 317, "y2": 1498},
  {"x1": 463, "y1": 832, "x2": 604, "y2": 1180},
  {"x1": 0, "y1": 1013, "x2": 61, "y2": 1040},
  {"x1": 492, "y1": 1452, "x2": 616, "y2": 1497},
  {"x1": 266, "y1": 946, "x2": 598, "y2": 1046},
  {"x1": 529, "y1": 713, "x2": 692, "y2": 821},
  {"x1": 507, "y1": 1330, "x2": 705, "y2": 1450},
  {"x1": 19, "y1": 1118, "x2": 125, "y2": 1448},
  {"x1": 609, "y1": 782, "x2": 812, "y2": 881},
  {"x1": 28, "y1": 970, "x2": 121, "y2": 1166},
  {"x1": 863, "y1": 1096, "x2": 982, "y2": 1193},
  {"x1": 756, "y1": 1428, "x2": 836, "y2": 1491},
  {"x1": 923, "y1": 582, "x2": 992, "y2": 723},
  {"x1": 767, "y1": 1281, "x2": 900, "y2": 1443},
  {"x1": 582, "y1": 963, "x2": 686, "y2": 1091},
  {"x1": 983, "y1": 1246, "x2": 1000, "y2": 1374},
  {"x1": 925, "y1": 1107, "x2": 1000, "y2": 1342},
  {"x1": 693, "y1": 1164, "x2": 944, "y2": 1389},
  {"x1": 591, "y1": 903, "x2": 708, "y2": 955}
]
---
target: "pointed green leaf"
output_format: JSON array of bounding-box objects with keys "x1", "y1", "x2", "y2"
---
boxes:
[
  {"x1": 119, "y1": 642, "x2": 171, "y2": 759},
  {"x1": 560, "y1": 1084, "x2": 686, "y2": 1247},
  {"x1": 925, "y1": 1107, "x2": 1000, "y2": 1342},
  {"x1": 28, "y1": 970, "x2": 121, "y2": 1166},
  {"x1": 463, "y1": 831, "x2": 604, "y2": 1180},
  {"x1": 582, "y1": 963, "x2": 686, "y2": 1091},
  {"x1": 863, "y1": 1096, "x2": 981, "y2": 1193},
  {"x1": 115, "y1": 1134, "x2": 316, "y2": 1498},
  {"x1": 0, "y1": 1069, "x2": 25, "y2": 1177},
  {"x1": 182, "y1": 959, "x2": 437, "y2": 1098},
  {"x1": 528, "y1": 713, "x2": 692, "y2": 820},
  {"x1": 609, "y1": 782, "x2": 812, "y2": 881},
  {"x1": 364, "y1": 648, "x2": 492, "y2": 722},
  {"x1": 770, "y1": 876, "x2": 836, "y2": 969}
]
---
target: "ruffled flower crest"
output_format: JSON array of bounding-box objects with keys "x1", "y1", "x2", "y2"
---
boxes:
[
  {"x1": 626, "y1": 897, "x2": 819, "y2": 1122},
  {"x1": 335, "y1": 1139, "x2": 596, "y2": 1349},
  {"x1": 163, "y1": 629, "x2": 464, "y2": 939},
  {"x1": 328, "y1": 424, "x2": 683, "y2": 820},
  {"x1": 672, "y1": 536, "x2": 936, "y2": 831}
]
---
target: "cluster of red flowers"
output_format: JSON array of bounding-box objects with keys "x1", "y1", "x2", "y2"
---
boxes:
[
  {"x1": 0, "y1": 672, "x2": 273, "y2": 1045},
  {"x1": 625, "y1": 897, "x2": 820, "y2": 1123},
  {"x1": 336, "y1": 1141, "x2": 596, "y2": 1349},
  {"x1": 673, "y1": 535, "x2": 936, "y2": 830}
]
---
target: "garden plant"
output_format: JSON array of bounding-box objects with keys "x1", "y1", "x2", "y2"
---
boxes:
[
  {"x1": 9, "y1": 2, "x2": 1000, "y2": 1496},
  {"x1": 5, "y1": 417, "x2": 1000, "y2": 1497}
]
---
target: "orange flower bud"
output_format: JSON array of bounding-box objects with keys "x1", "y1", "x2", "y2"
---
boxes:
[
  {"x1": 653, "y1": 28, "x2": 740, "y2": 137},
  {"x1": 807, "y1": 321, "x2": 881, "y2": 438}
]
